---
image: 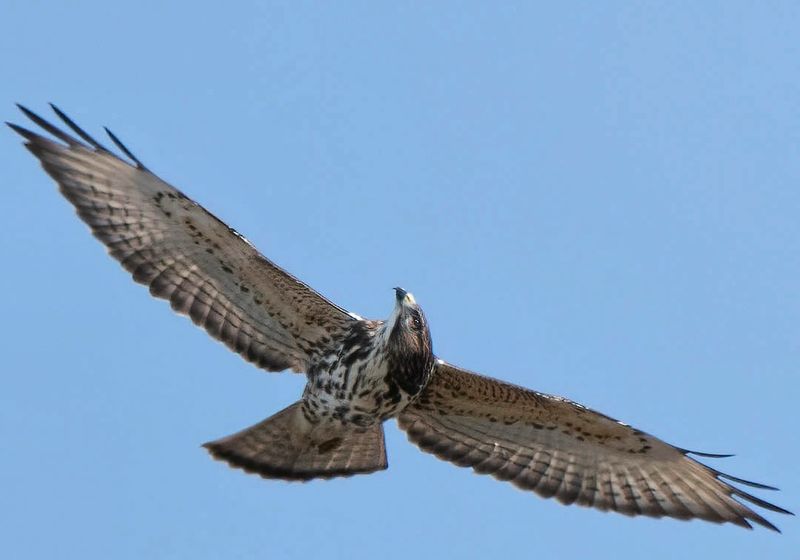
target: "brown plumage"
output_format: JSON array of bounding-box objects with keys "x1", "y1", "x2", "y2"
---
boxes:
[
  {"x1": 8, "y1": 104, "x2": 792, "y2": 532},
  {"x1": 9, "y1": 104, "x2": 354, "y2": 375},
  {"x1": 400, "y1": 362, "x2": 790, "y2": 531}
]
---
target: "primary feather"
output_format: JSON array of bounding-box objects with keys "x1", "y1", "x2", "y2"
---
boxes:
[{"x1": 11, "y1": 104, "x2": 355, "y2": 374}]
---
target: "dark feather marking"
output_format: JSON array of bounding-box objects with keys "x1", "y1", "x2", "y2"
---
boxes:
[
  {"x1": 49, "y1": 104, "x2": 109, "y2": 152},
  {"x1": 650, "y1": 467, "x2": 694, "y2": 519},
  {"x1": 669, "y1": 472, "x2": 724, "y2": 522}
]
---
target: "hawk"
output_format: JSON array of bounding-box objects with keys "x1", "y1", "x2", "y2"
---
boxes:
[{"x1": 8, "y1": 104, "x2": 791, "y2": 532}]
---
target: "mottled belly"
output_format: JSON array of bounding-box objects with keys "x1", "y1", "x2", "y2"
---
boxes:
[{"x1": 304, "y1": 364, "x2": 411, "y2": 428}]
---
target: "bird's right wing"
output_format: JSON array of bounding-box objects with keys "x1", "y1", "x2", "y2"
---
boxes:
[
  {"x1": 9, "y1": 105, "x2": 357, "y2": 373},
  {"x1": 398, "y1": 360, "x2": 791, "y2": 531}
]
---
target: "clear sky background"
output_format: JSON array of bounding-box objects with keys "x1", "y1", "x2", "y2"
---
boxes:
[{"x1": 2, "y1": 2, "x2": 798, "y2": 559}]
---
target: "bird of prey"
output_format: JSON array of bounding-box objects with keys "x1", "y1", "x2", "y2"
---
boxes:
[{"x1": 8, "y1": 104, "x2": 791, "y2": 532}]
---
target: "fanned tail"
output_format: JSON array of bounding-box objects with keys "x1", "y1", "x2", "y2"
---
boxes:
[{"x1": 204, "y1": 401, "x2": 388, "y2": 481}]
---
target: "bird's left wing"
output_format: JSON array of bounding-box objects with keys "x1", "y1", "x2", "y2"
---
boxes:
[
  {"x1": 398, "y1": 360, "x2": 791, "y2": 531},
  {"x1": 8, "y1": 105, "x2": 356, "y2": 374}
]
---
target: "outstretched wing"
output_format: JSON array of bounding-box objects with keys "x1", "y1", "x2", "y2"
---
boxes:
[
  {"x1": 399, "y1": 360, "x2": 791, "y2": 531},
  {"x1": 8, "y1": 104, "x2": 356, "y2": 373}
]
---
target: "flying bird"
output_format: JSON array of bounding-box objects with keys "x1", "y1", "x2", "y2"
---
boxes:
[{"x1": 8, "y1": 104, "x2": 792, "y2": 532}]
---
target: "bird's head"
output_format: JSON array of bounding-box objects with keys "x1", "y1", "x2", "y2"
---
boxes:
[{"x1": 385, "y1": 287, "x2": 434, "y2": 395}]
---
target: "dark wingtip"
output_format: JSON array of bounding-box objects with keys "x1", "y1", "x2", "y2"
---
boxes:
[
  {"x1": 48, "y1": 103, "x2": 109, "y2": 151},
  {"x1": 705, "y1": 464, "x2": 782, "y2": 491},
  {"x1": 7, "y1": 120, "x2": 30, "y2": 135},
  {"x1": 6, "y1": 121, "x2": 44, "y2": 144},
  {"x1": 104, "y1": 125, "x2": 148, "y2": 170},
  {"x1": 733, "y1": 485, "x2": 794, "y2": 517},
  {"x1": 760, "y1": 519, "x2": 781, "y2": 533},
  {"x1": 723, "y1": 474, "x2": 780, "y2": 491},
  {"x1": 16, "y1": 103, "x2": 40, "y2": 122},
  {"x1": 15, "y1": 103, "x2": 82, "y2": 146},
  {"x1": 679, "y1": 447, "x2": 735, "y2": 459}
]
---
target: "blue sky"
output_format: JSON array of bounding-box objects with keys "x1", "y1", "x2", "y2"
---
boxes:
[{"x1": 2, "y1": 2, "x2": 798, "y2": 558}]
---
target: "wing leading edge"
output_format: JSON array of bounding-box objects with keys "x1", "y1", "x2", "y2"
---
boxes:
[{"x1": 9, "y1": 104, "x2": 356, "y2": 374}]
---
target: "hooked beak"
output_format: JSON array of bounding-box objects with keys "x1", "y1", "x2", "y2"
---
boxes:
[{"x1": 394, "y1": 287, "x2": 416, "y2": 307}]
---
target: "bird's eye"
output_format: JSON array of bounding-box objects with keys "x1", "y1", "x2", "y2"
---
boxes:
[{"x1": 409, "y1": 315, "x2": 422, "y2": 330}]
